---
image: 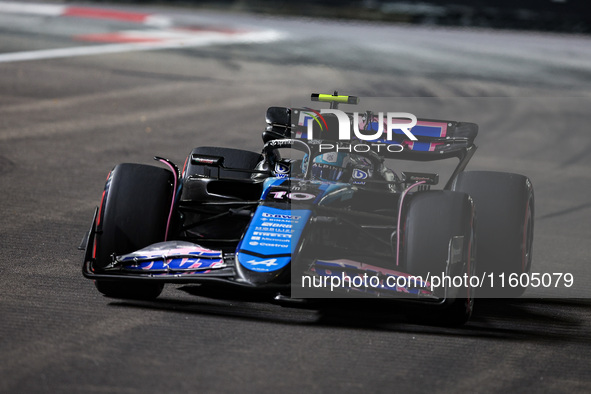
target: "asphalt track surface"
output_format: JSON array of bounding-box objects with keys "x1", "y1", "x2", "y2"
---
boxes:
[{"x1": 1, "y1": 1, "x2": 591, "y2": 393}]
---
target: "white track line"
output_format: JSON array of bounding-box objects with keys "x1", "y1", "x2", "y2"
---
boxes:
[
  {"x1": 0, "y1": 1, "x2": 284, "y2": 63},
  {"x1": 0, "y1": 30, "x2": 284, "y2": 63},
  {"x1": 0, "y1": 1, "x2": 171, "y2": 26},
  {"x1": 0, "y1": 2, "x2": 65, "y2": 16}
]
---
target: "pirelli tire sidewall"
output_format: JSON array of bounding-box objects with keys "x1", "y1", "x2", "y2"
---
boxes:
[
  {"x1": 452, "y1": 170, "x2": 534, "y2": 297},
  {"x1": 401, "y1": 190, "x2": 475, "y2": 326},
  {"x1": 93, "y1": 163, "x2": 173, "y2": 299}
]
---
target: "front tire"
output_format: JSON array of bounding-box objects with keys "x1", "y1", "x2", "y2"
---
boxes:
[{"x1": 93, "y1": 163, "x2": 174, "y2": 299}]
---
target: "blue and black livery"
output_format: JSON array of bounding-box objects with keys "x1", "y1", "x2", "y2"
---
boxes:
[{"x1": 81, "y1": 93, "x2": 535, "y2": 326}]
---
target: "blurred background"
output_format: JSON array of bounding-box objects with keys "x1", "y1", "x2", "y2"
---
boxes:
[
  {"x1": 94, "y1": 0, "x2": 591, "y2": 33},
  {"x1": 1, "y1": 0, "x2": 590, "y2": 393}
]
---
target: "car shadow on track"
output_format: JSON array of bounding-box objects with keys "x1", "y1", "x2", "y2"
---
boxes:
[{"x1": 106, "y1": 287, "x2": 591, "y2": 342}]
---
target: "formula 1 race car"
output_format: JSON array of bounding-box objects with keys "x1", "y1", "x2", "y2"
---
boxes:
[{"x1": 81, "y1": 93, "x2": 534, "y2": 326}]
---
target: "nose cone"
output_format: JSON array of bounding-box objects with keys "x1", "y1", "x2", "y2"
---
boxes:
[
  {"x1": 236, "y1": 253, "x2": 292, "y2": 285},
  {"x1": 234, "y1": 205, "x2": 312, "y2": 285}
]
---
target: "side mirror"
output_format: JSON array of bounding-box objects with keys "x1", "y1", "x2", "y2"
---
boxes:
[
  {"x1": 191, "y1": 154, "x2": 224, "y2": 167},
  {"x1": 402, "y1": 172, "x2": 439, "y2": 185},
  {"x1": 263, "y1": 107, "x2": 292, "y2": 142},
  {"x1": 266, "y1": 106, "x2": 291, "y2": 126}
]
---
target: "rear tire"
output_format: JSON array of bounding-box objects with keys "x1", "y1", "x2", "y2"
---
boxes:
[
  {"x1": 94, "y1": 163, "x2": 173, "y2": 300},
  {"x1": 402, "y1": 191, "x2": 475, "y2": 326},
  {"x1": 453, "y1": 171, "x2": 534, "y2": 297}
]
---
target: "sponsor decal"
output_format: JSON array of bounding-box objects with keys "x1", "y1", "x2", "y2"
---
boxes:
[
  {"x1": 269, "y1": 190, "x2": 316, "y2": 201},
  {"x1": 261, "y1": 222, "x2": 292, "y2": 228},
  {"x1": 352, "y1": 168, "x2": 368, "y2": 180},
  {"x1": 253, "y1": 231, "x2": 291, "y2": 238},
  {"x1": 274, "y1": 162, "x2": 290, "y2": 177},
  {"x1": 261, "y1": 212, "x2": 301, "y2": 220}
]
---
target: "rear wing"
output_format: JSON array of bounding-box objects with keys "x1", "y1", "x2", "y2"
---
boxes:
[{"x1": 265, "y1": 106, "x2": 478, "y2": 161}]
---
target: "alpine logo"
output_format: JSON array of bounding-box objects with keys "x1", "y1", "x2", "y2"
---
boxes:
[{"x1": 246, "y1": 258, "x2": 278, "y2": 267}]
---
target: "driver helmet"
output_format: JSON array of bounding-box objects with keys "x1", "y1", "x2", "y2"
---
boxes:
[{"x1": 310, "y1": 152, "x2": 351, "y2": 181}]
